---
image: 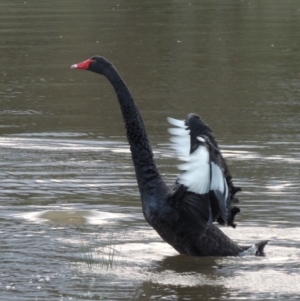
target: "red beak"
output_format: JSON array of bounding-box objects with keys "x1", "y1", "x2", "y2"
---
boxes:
[{"x1": 71, "y1": 58, "x2": 94, "y2": 70}]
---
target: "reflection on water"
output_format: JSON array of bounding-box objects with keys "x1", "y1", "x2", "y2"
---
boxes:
[{"x1": 1, "y1": 0, "x2": 300, "y2": 300}]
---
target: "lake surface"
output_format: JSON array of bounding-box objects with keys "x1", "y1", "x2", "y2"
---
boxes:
[{"x1": 1, "y1": 0, "x2": 300, "y2": 300}]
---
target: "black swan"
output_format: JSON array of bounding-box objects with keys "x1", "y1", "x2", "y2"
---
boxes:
[{"x1": 71, "y1": 56, "x2": 268, "y2": 256}]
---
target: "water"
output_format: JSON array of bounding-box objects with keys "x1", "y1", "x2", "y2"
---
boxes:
[{"x1": 1, "y1": 0, "x2": 300, "y2": 300}]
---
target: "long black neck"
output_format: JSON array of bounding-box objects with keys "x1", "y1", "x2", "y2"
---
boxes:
[{"x1": 102, "y1": 65, "x2": 166, "y2": 199}]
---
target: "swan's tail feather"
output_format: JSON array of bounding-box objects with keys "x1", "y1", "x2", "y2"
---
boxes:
[
  {"x1": 239, "y1": 240, "x2": 269, "y2": 256},
  {"x1": 255, "y1": 240, "x2": 269, "y2": 256}
]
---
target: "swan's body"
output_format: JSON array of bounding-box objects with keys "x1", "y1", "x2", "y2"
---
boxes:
[{"x1": 71, "y1": 56, "x2": 268, "y2": 256}]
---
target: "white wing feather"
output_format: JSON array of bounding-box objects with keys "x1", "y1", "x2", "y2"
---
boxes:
[
  {"x1": 210, "y1": 162, "x2": 225, "y2": 193},
  {"x1": 210, "y1": 162, "x2": 229, "y2": 199},
  {"x1": 167, "y1": 117, "x2": 186, "y2": 127},
  {"x1": 177, "y1": 145, "x2": 210, "y2": 194},
  {"x1": 168, "y1": 127, "x2": 187, "y2": 136},
  {"x1": 168, "y1": 117, "x2": 229, "y2": 198},
  {"x1": 167, "y1": 117, "x2": 190, "y2": 159}
]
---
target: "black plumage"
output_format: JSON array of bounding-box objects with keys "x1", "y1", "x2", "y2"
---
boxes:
[{"x1": 71, "y1": 56, "x2": 268, "y2": 256}]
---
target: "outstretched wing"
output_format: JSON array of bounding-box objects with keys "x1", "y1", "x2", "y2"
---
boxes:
[
  {"x1": 168, "y1": 115, "x2": 235, "y2": 226},
  {"x1": 170, "y1": 114, "x2": 241, "y2": 199}
]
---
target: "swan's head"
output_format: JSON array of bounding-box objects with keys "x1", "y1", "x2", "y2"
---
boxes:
[{"x1": 71, "y1": 56, "x2": 112, "y2": 74}]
